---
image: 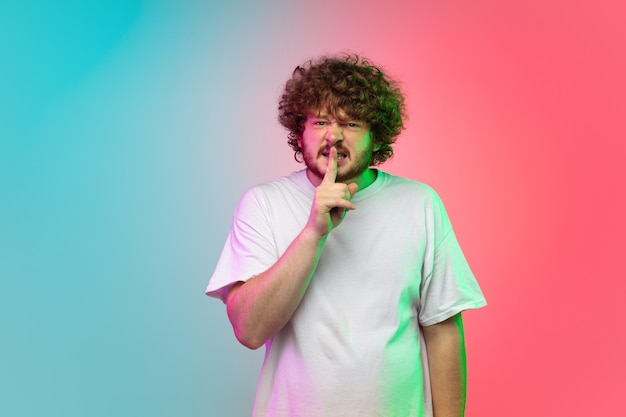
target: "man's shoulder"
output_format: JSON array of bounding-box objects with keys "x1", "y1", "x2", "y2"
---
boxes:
[
  {"x1": 237, "y1": 170, "x2": 311, "y2": 210},
  {"x1": 378, "y1": 171, "x2": 441, "y2": 200}
]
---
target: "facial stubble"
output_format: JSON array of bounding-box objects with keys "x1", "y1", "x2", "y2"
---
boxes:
[{"x1": 302, "y1": 143, "x2": 375, "y2": 184}]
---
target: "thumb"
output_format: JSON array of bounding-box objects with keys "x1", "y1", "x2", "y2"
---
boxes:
[{"x1": 347, "y1": 183, "x2": 358, "y2": 198}]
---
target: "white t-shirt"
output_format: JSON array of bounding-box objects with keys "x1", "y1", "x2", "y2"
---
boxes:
[{"x1": 207, "y1": 170, "x2": 486, "y2": 417}]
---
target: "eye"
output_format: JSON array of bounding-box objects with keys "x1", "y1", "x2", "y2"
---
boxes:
[
  {"x1": 312, "y1": 120, "x2": 328, "y2": 126},
  {"x1": 346, "y1": 122, "x2": 361, "y2": 128}
]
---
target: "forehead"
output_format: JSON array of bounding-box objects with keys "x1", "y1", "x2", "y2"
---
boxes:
[{"x1": 308, "y1": 108, "x2": 361, "y2": 121}]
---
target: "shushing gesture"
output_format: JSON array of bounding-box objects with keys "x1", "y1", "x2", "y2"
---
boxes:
[{"x1": 307, "y1": 147, "x2": 359, "y2": 238}]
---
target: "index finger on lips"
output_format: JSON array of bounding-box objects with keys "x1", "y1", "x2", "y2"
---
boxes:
[{"x1": 322, "y1": 147, "x2": 337, "y2": 184}]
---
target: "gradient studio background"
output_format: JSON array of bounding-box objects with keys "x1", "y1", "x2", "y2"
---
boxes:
[{"x1": 1, "y1": 1, "x2": 624, "y2": 416}]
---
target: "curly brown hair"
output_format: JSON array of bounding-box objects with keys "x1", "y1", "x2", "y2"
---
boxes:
[{"x1": 278, "y1": 54, "x2": 407, "y2": 165}]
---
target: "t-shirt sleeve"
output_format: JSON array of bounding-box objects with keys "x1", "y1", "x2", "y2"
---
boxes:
[
  {"x1": 206, "y1": 187, "x2": 279, "y2": 303},
  {"x1": 417, "y1": 192, "x2": 486, "y2": 326}
]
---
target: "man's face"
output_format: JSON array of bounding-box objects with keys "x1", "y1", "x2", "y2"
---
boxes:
[{"x1": 299, "y1": 110, "x2": 379, "y2": 187}]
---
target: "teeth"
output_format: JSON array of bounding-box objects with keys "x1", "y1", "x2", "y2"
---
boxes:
[{"x1": 321, "y1": 151, "x2": 347, "y2": 158}]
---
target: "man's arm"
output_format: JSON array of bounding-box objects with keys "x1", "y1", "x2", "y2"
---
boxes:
[
  {"x1": 422, "y1": 313, "x2": 467, "y2": 417},
  {"x1": 226, "y1": 148, "x2": 357, "y2": 349},
  {"x1": 226, "y1": 227, "x2": 325, "y2": 349}
]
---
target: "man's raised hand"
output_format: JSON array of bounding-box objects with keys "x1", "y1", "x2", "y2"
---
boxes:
[{"x1": 307, "y1": 147, "x2": 358, "y2": 238}]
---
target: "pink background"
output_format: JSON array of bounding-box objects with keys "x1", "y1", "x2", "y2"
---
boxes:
[
  {"x1": 377, "y1": 3, "x2": 626, "y2": 415},
  {"x1": 383, "y1": 4, "x2": 626, "y2": 415}
]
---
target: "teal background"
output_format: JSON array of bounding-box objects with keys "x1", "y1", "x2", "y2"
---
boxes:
[
  {"x1": 1, "y1": 1, "x2": 273, "y2": 416},
  {"x1": 2, "y1": 1, "x2": 625, "y2": 416}
]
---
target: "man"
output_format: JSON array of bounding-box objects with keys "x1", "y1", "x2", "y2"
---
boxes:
[{"x1": 206, "y1": 54, "x2": 486, "y2": 417}]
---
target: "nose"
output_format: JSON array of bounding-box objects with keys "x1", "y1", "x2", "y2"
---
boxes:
[{"x1": 325, "y1": 123, "x2": 343, "y2": 145}]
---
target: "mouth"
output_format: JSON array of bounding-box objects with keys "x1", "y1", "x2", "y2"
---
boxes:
[{"x1": 321, "y1": 149, "x2": 348, "y2": 162}]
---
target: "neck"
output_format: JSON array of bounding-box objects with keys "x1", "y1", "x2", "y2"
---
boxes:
[{"x1": 352, "y1": 168, "x2": 377, "y2": 190}]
